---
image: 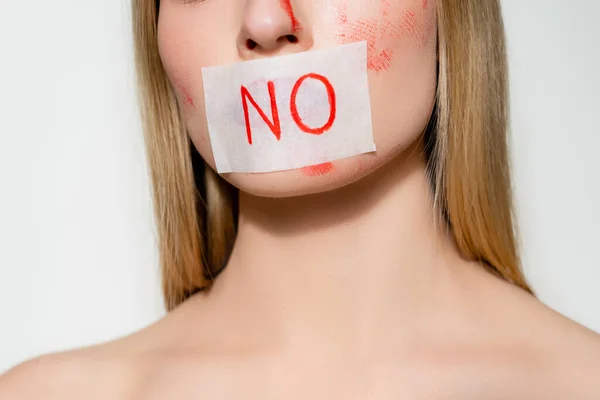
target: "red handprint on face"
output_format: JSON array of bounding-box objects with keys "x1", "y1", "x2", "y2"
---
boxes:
[{"x1": 336, "y1": 0, "x2": 434, "y2": 73}]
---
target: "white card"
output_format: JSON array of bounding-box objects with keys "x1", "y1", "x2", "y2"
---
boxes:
[{"x1": 201, "y1": 41, "x2": 376, "y2": 174}]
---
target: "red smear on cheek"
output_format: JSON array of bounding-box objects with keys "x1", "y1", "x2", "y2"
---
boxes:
[
  {"x1": 336, "y1": 3, "x2": 392, "y2": 73},
  {"x1": 302, "y1": 162, "x2": 334, "y2": 177},
  {"x1": 173, "y1": 79, "x2": 195, "y2": 109},
  {"x1": 181, "y1": 86, "x2": 195, "y2": 108},
  {"x1": 399, "y1": 9, "x2": 430, "y2": 47},
  {"x1": 335, "y1": 0, "x2": 434, "y2": 73},
  {"x1": 280, "y1": 0, "x2": 301, "y2": 32}
]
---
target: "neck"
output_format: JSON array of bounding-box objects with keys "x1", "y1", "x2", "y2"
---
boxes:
[{"x1": 206, "y1": 145, "x2": 468, "y2": 354}]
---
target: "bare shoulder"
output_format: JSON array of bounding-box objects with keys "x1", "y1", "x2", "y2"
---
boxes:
[
  {"x1": 463, "y1": 266, "x2": 600, "y2": 398},
  {"x1": 0, "y1": 351, "x2": 109, "y2": 400},
  {"x1": 0, "y1": 328, "x2": 161, "y2": 400},
  {"x1": 515, "y1": 290, "x2": 600, "y2": 397},
  {"x1": 0, "y1": 297, "x2": 238, "y2": 400}
]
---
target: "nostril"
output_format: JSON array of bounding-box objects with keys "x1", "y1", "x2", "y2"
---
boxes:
[
  {"x1": 246, "y1": 39, "x2": 258, "y2": 50},
  {"x1": 245, "y1": 35, "x2": 298, "y2": 51}
]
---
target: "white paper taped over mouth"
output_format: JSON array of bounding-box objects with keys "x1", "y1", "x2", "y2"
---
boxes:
[{"x1": 201, "y1": 41, "x2": 376, "y2": 174}]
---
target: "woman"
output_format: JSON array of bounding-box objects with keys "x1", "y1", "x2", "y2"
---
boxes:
[{"x1": 2, "y1": 0, "x2": 599, "y2": 398}]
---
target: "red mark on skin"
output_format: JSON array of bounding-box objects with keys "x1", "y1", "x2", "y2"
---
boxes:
[
  {"x1": 399, "y1": 9, "x2": 430, "y2": 47},
  {"x1": 290, "y1": 73, "x2": 336, "y2": 135},
  {"x1": 336, "y1": 0, "x2": 435, "y2": 73},
  {"x1": 336, "y1": 3, "x2": 391, "y2": 73},
  {"x1": 181, "y1": 87, "x2": 195, "y2": 108},
  {"x1": 173, "y1": 80, "x2": 195, "y2": 108},
  {"x1": 302, "y1": 162, "x2": 334, "y2": 177},
  {"x1": 280, "y1": 0, "x2": 301, "y2": 32},
  {"x1": 241, "y1": 81, "x2": 281, "y2": 145}
]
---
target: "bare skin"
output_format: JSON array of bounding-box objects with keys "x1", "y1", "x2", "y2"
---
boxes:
[
  {"x1": 2, "y1": 0, "x2": 598, "y2": 397},
  {"x1": 2, "y1": 143, "x2": 600, "y2": 399}
]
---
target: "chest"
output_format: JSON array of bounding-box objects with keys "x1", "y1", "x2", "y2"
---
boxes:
[{"x1": 136, "y1": 360, "x2": 506, "y2": 400}]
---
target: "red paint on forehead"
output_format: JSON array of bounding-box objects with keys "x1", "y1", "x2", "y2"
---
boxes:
[
  {"x1": 280, "y1": 0, "x2": 302, "y2": 32},
  {"x1": 302, "y1": 162, "x2": 334, "y2": 177}
]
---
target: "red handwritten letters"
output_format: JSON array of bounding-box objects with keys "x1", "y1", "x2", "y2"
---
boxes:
[
  {"x1": 240, "y1": 73, "x2": 337, "y2": 145},
  {"x1": 241, "y1": 81, "x2": 281, "y2": 145}
]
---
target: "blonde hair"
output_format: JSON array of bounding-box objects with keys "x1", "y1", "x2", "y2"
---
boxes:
[{"x1": 132, "y1": 0, "x2": 534, "y2": 311}]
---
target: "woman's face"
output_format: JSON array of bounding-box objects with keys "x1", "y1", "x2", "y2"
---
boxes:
[{"x1": 157, "y1": 0, "x2": 437, "y2": 197}]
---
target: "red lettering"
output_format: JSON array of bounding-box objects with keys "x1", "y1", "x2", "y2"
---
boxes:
[
  {"x1": 241, "y1": 81, "x2": 281, "y2": 145},
  {"x1": 290, "y1": 73, "x2": 337, "y2": 135}
]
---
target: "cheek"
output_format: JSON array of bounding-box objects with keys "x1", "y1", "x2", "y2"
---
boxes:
[
  {"x1": 157, "y1": 11, "x2": 221, "y2": 169},
  {"x1": 334, "y1": 0, "x2": 438, "y2": 159},
  {"x1": 157, "y1": 7, "x2": 228, "y2": 118},
  {"x1": 157, "y1": 20, "x2": 197, "y2": 113},
  {"x1": 335, "y1": 0, "x2": 436, "y2": 73}
]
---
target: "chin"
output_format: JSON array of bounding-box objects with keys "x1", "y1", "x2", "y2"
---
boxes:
[
  {"x1": 200, "y1": 122, "x2": 429, "y2": 198},
  {"x1": 218, "y1": 152, "x2": 381, "y2": 198}
]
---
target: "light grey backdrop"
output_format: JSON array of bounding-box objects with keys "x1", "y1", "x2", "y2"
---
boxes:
[{"x1": 0, "y1": 0, "x2": 598, "y2": 372}]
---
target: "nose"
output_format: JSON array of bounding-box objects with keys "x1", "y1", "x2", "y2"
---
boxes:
[{"x1": 237, "y1": 0, "x2": 312, "y2": 58}]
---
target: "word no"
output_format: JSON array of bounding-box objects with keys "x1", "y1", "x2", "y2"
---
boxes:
[{"x1": 240, "y1": 73, "x2": 337, "y2": 145}]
